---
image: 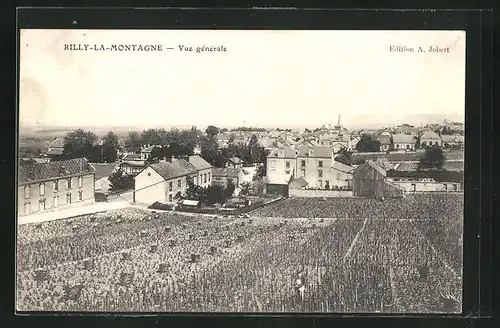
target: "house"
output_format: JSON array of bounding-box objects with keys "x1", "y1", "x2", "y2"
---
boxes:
[
  {"x1": 392, "y1": 134, "x2": 416, "y2": 151},
  {"x1": 18, "y1": 158, "x2": 97, "y2": 216},
  {"x1": 212, "y1": 167, "x2": 245, "y2": 188},
  {"x1": 46, "y1": 137, "x2": 65, "y2": 161},
  {"x1": 226, "y1": 157, "x2": 244, "y2": 169},
  {"x1": 387, "y1": 177, "x2": 461, "y2": 192},
  {"x1": 441, "y1": 134, "x2": 464, "y2": 148},
  {"x1": 133, "y1": 156, "x2": 213, "y2": 204},
  {"x1": 187, "y1": 155, "x2": 213, "y2": 188},
  {"x1": 377, "y1": 136, "x2": 392, "y2": 152},
  {"x1": 351, "y1": 161, "x2": 405, "y2": 199},
  {"x1": 92, "y1": 163, "x2": 118, "y2": 194},
  {"x1": 133, "y1": 158, "x2": 197, "y2": 204},
  {"x1": 265, "y1": 173, "x2": 293, "y2": 197},
  {"x1": 140, "y1": 145, "x2": 158, "y2": 161},
  {"x1": 296, "y1": 146, "x2": 354, "y2": 189},
  {"x1": 119, "y1": 153, "x2": 145, "y2": 176},
  {"x1": 420, "y1": 131, "x2": 442, "y2": 147},
  {"x1": 267, "y1": 147, "x2": 298, "y2": 179}
]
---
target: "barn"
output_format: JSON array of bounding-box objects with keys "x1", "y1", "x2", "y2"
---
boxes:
[{"x1": 352, "y1": 161, "x2": 404, "y2": 199}]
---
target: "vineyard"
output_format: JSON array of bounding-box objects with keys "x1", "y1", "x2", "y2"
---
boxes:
[{"x1": 17, "y1": 194, "x2": 463, "y2": 313}]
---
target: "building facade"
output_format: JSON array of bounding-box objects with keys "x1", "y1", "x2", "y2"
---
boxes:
[
  {"x1": 420, "y1": 131, "x2": 442, "y2": 147},
  {"x1": 352, "y1": 161, "x2": 404, "y2": 199},
  {"x1": 392, "y1": 134, "x2": 416, "y2": 151},
  {"x1": 212, "y1": 168, "x2": 245, "y2": 188},
  {"x1": 18, "y1": 158, "x2": 96, "y2": 216}
]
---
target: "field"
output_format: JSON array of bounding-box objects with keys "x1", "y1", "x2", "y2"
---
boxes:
[{"x1": 16, "y1": 194, "x2": 463, "y2": 313}]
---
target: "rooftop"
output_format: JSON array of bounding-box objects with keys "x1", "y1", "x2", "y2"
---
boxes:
[
  {"x1": 187, "y1": 155, "x2": 212, "y2": 171},
  {"x1": 392, "y1": 134, "x2": 416, "y2": 144},
  {"x1": 148, "y1": 159, "x2": 197, "y2": 181},
  {"x1": 19, "y1": 158, "x2": 96, "y2": 185},
  {"x1": 212, "y1": 167, "x2": 243, "y2": 178},
  {"x1": 297, "y1": 146, "x2": 332, "y2": 158},
  {"x1": 91, "y1": 163, "x2": 118, "y2": 180},
  {"x1": 420, "y1": 130, "x2": 441, "y2": 140}
]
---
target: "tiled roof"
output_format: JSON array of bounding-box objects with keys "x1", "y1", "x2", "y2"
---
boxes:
[
  {"x1": 188, "y1": 155, "x2": 212, "y2": 171},
  {"x1": 91, "y1": 163, "x2": 118, "y2": 180},
  {"x1": 392, "y1": 134, "x2": 416, "y2": 144},
  {"x1": 122, "y1": 154, "x2": 142, "y2": 161},
  {"x1": 228, "y1": 157, "x2": 244, "y2": 164},
  {"x1": 394, "y1": 161, "x2": 464, "y2": 172},
  {"x1": 331, "y1": 160, "x2": 354, "y2": 173},
  {"x1": 297, "y1": 146, "x2": 332, "y2": 158},
  {"x1": 213, "y1": 167, "x2": 243, "y2": 178},
  {"x1": 121, "y1": 161, "x2": 146, "y2": 167},
  {"x1": 149, "y1": 159, "x2": 197, "y2": 181},
  {"x1": 420, "y1": 130, "x2": 441, "y2": 140},
  {"x1": 48, "y1": 137, "x2": 65, "y2": 149},
  {"x1": 46, "y1": 148, "x2": 64, "y2": 156},
  {"x1": 142, "y1": 146, "x2": 155, "y2": 152},
  {"x1": 268, "y1": 147, "x2": 297, "y2": 158},
  {"x1": 377, "y1": 136, "x2": 391, "y2": 145},
  {"x1": 18, "y1": 158, "x2": 96, "y2": 185}
]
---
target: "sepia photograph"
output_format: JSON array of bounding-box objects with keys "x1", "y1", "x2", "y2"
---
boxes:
[{"x1": 17, "y1": 29, "x2": 465, "y2": 313}]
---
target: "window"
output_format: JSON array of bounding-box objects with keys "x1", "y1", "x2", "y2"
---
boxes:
[
  {"x1": 411, "y1": 184, "x2": 416, "y2": 192},
  {"x1": 54, "y1": 180, "x2": 59, "y2": 192},
  {"x1": 177, "y1": 179, "x2": 181, "y2": 188},
  {"x1": 67, "y1": 178, "x2": 72, "y2": 189},
  {"x1": 66, "y1": 193, "x2": 71, "y2": 204},
  {"x1": 318, "y1": 180, "x2": 323, "y2": 187},
  {"x1": 318, "y1": 170, "x2": 323, "y2": 178},
  {"x1": 168, "y1": 194, "x2": 173, "y2": 202},
  {"x1": 429, "y1": 141, "x2": 433, "y2": 146},
  {"x1": 406, "y1": 144, "x2": 410, "y2": 149},
  {"x1": 24, "y1": 203, "x2": 30, "y2": 215},
  {"x1": 78, "y1": 190, "x2": 83, "y2": 201},
  {"x1": 169, "y1": 181, "x2": 173, "y2": 191},
  {"x1": 443, "y1": 184, "x2": 448, "y2": 191},
  {"x1": 301, "y1": 169, "x2": 306, "y2": 176},
  {"x1": 39, "y1": 183, "x2": 45, "y2": 196},
  {"x1": 285, "y1": 170, "x2": 290, "y2": 175},
  {"x1": 24, "y1": 186, "x2": 30, "y2": 199},
  {"x1": 301, "y1": 160, "x2": 306, "y2": 167},
  {"x1": 204, "y1": 174, "x2": 207, "y2": 183},
  {"x1": 396, "y1": 144, "x2": 400, "y2": 149},
  {"x1": 78, "y1": 176, "x2": 83, "y2": 188},
  {"x1": 318, "y1": 161, "x2": 323, "y2": 167},
  {"x1": 208, "y1": 173, "x2": 211, "y2": 182},
  {"x1": 285, "y1": 162, "x2": 290, "y2": 169},
  {"x1": 54, "y1": 196, "x2": 59, "y2": 208}
]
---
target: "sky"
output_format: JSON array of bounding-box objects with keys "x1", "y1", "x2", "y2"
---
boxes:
[{"x1": 19, "y1": 29, "x2": 466, "y2": 130}]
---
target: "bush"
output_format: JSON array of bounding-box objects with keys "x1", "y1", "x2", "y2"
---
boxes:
[{"x1": 148, "y1": 202, "x2": 175, "y2": 211}]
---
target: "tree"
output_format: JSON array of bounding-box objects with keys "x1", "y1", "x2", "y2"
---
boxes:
[
  {"x1": 88, "y1": 144, "x2": 103, "y2": 163},
  {"x1": 335, "y1": 147, "x2": 352, "y2": 166},
  {"x1": 205, "y1": 125, "x2": 220, "y2": 137},
  {"x1": 240, "y1": 182, "x2": 251, "y2": 195},
  {"x1": 62, "y1": 129, "x2": 98, "y2": 160},
  {"x1": 125, "y1": 131, "x2": 142, "y2": 153},
  {"x1": 146, "y1": 146, "x2": 163, "y2": 164},
  {"x1": 206, "y1": 185, "x2": 225, "y2": 205},
  {"x1": 200, "y1": 136, "x2": 220, "y2": 165},
  {"x1": 185, "y1": 180, "x2": 208, "y2": 202},
  {"x1": 109, "y1": 169, "x2": 134, "y2": 191},
  {"x1": 102, "y1": 131, "x2": 119, "y2": 163},
  {"x1": 355, "y1": 135, "x2": 381, "y2": 153},
  {"x1": 256, "y1": 164, "x2": 266, "y2": 177},
  {"x1": 418, "y1": 145, "x2": 446, "y2": 171},
  {"x1": 140, "y1": 129, "x2": 162, "y2": 146},
  {"x1": 224, "y1": 181, "x2": 236, "y2": 199}
]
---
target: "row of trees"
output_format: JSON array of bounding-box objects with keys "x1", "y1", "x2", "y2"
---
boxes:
[{"x1": 61, "y1": 129, "x2": 120, "y2": 163}]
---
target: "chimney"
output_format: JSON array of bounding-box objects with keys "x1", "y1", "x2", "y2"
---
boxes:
[{"x1": 308, "y1": 148, "x2": 314, "y2": 157}]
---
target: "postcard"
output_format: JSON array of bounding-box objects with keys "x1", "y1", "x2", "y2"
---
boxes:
[{"x1": 17, "y1": 29, "x2": 465, "y2": 313}]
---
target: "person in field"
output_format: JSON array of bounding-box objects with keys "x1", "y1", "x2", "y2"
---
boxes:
[{"x1": 294, "y1": 272, "x2": 306, "y2": 303}]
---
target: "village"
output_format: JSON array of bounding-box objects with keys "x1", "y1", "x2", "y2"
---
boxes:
[
  {"x1": 17, "y1": 116, "x2": 464, "y2": 313},
  {"x1": 18, "y1": 115, "x2": 464, "y2": 220}
]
